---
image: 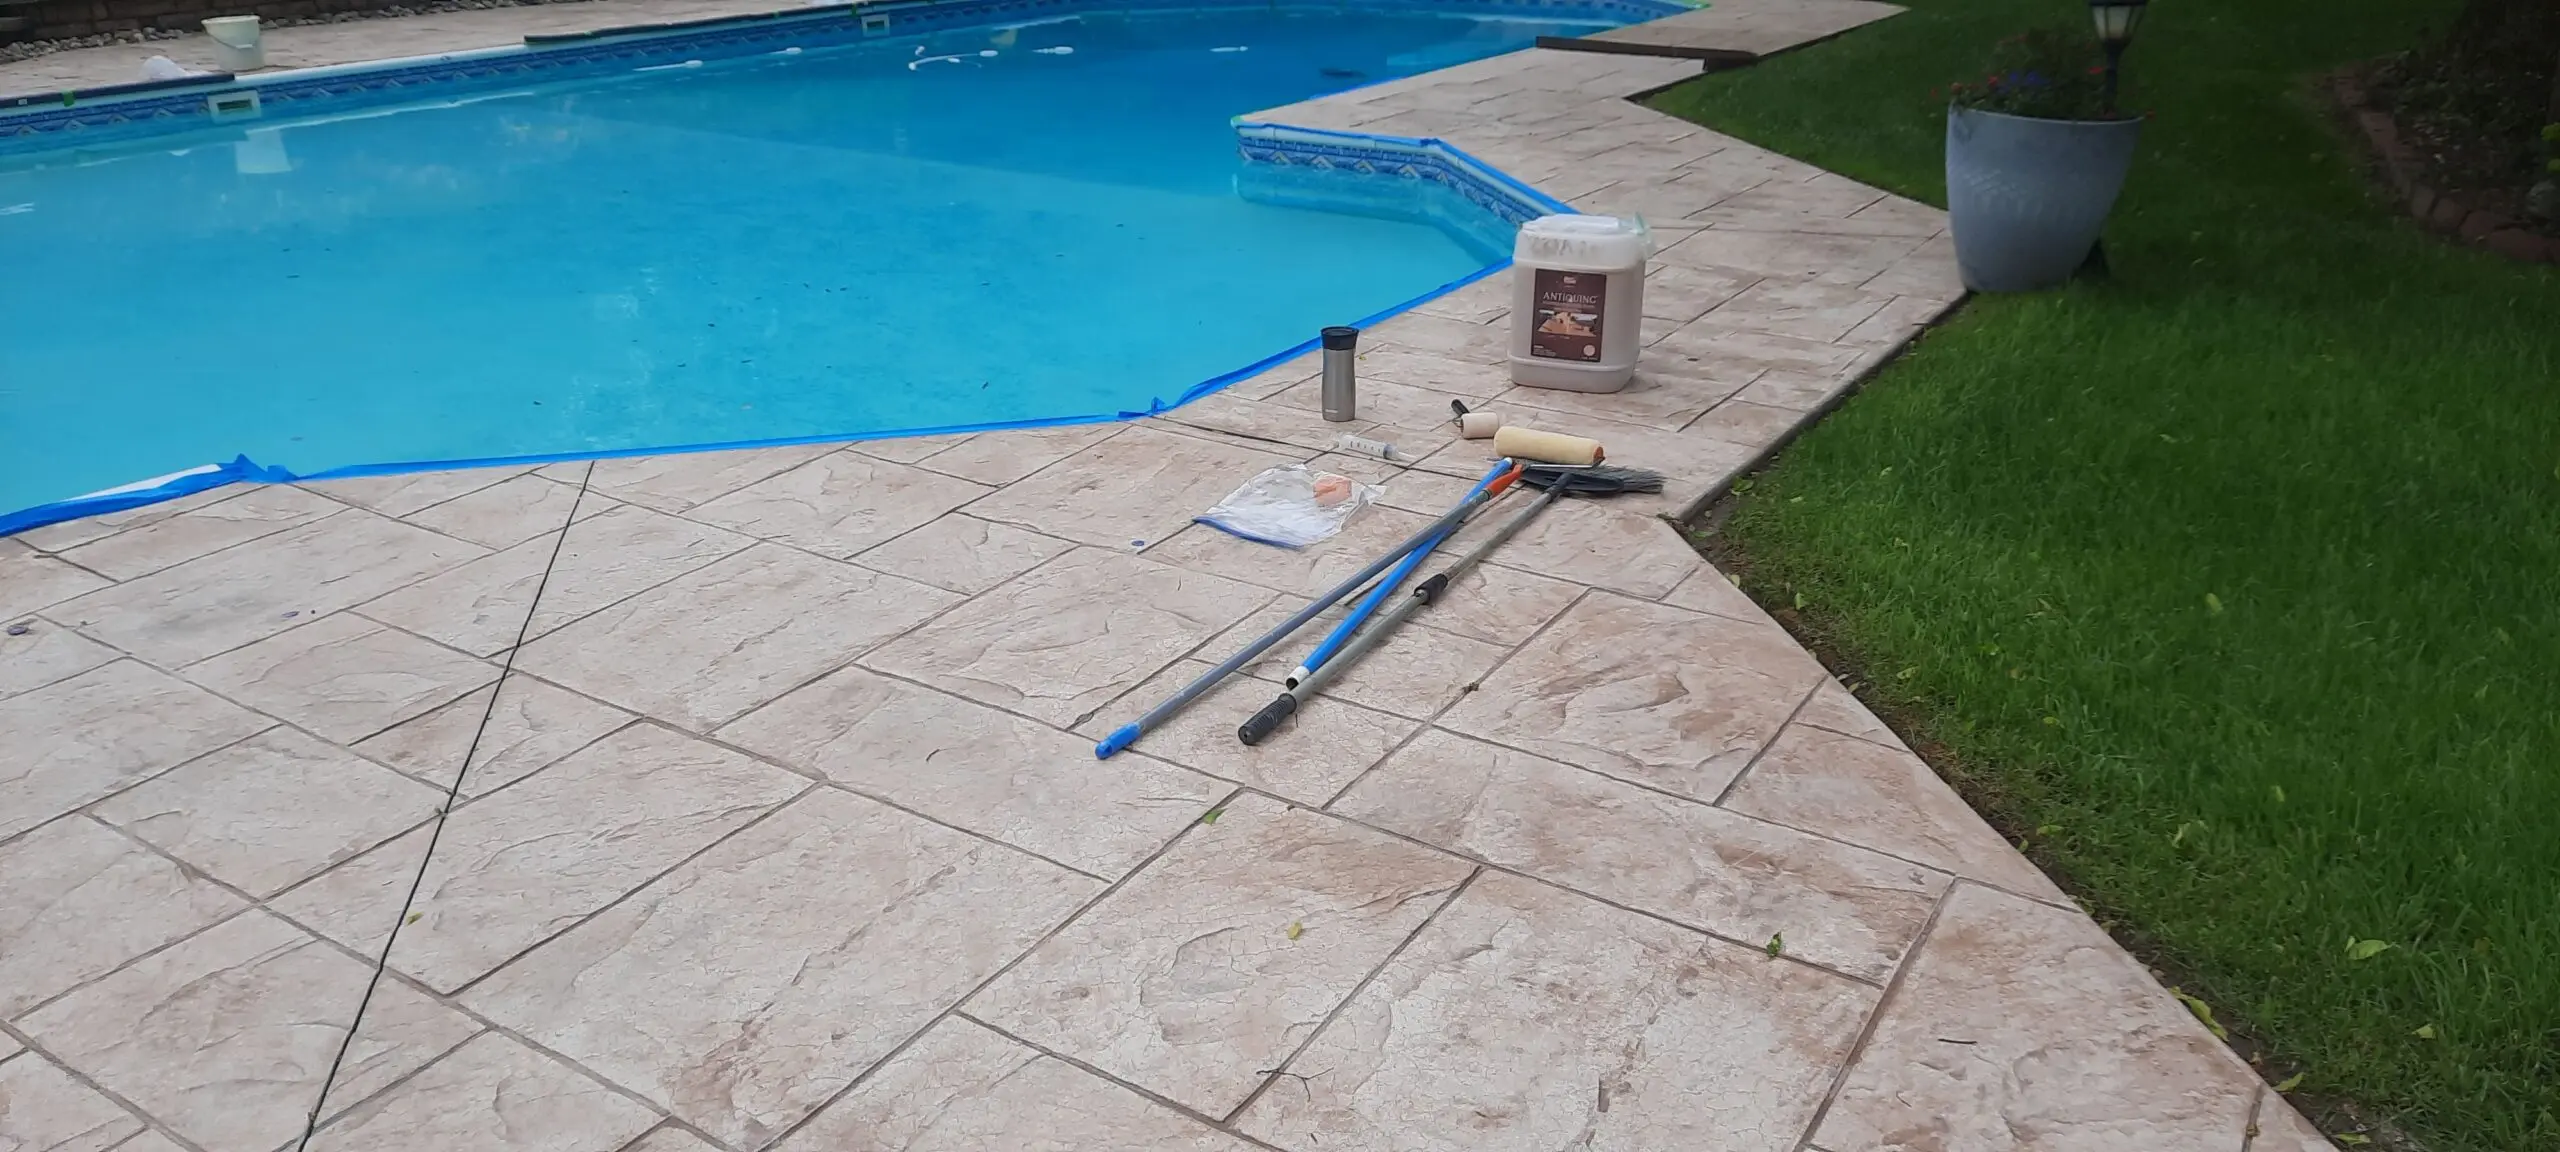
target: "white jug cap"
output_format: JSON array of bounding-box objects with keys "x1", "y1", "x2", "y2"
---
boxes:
[{"x1": 1515, "y1": 213, "x2": 1654, "y2": 267}]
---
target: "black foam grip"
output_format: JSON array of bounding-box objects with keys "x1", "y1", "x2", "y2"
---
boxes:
[
  {"x1": 1237, "y1": 693, "x2": 1300, "y2": 746},
  {"x1": 1414, "y1": 574, "x2": 1451, "y2": 605}
]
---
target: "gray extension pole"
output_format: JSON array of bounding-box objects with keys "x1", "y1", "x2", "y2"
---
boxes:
[
  {"x1": 1236, "y1": 482, "x2": 1565, "y2": 746},
  {"x1": 1093, "y1": 461, "x2": 1514, "y2": 758}
]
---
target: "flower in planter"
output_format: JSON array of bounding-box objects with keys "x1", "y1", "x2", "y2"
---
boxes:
[
  {"x1": 1940, "y1": 25, "x2": 2148, "y2": 291},
  {"x1": 1946, "y1": 27, "x2": 2131, "y2": 122}
]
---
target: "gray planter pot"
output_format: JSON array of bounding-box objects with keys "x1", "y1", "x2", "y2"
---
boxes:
[{"x1": 1945, "y1": 105, "x2": 2143, "y2": 292}]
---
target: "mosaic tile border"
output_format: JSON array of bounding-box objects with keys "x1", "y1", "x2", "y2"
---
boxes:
[
  {"x1": 1233, "y1": 121, "x2": 1570, "y2": 228},
  {"x1": 0, "y1": 0, "x2": 1683, "y2": 151}
]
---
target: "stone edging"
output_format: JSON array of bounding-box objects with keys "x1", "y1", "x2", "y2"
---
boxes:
[{"x1": 2330, "y1": 70, "x2": 2558, "y2": 266}]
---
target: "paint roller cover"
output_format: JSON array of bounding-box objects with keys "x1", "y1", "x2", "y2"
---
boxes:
[{"x1": 1491, "y1": 426, "x2": 1605, "y2": 465}]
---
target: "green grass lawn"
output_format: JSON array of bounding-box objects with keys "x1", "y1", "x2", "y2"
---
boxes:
[{"x1": 1645, "y1": 1, "x2": 2560, "y2": 1148}]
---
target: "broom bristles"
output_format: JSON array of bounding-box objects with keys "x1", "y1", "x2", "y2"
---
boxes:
[{"x1": 1518, "y1": 462, "x2": 1667, "y2": 495}]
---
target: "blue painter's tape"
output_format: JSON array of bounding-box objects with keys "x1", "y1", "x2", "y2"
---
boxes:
[
  {"x1": 1191, "y1": 516, "x2": 1311, "y2": 550},
  {"x1": 0, "y1": 455, "x2": 294, "y2": 537}
]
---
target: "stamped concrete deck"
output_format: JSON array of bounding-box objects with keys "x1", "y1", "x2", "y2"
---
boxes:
[
  {"x1": 0, "y1": 0, "x2": 795, "y2": 96},
  {"x1": 1540, "y1": 0, "x2": 1904, "y2": 64},
  {"x1": 0, "y1": 9, "x2": 2330, "y2": 1152}
]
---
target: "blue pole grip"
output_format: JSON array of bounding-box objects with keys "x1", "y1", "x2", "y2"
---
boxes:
[
  {"x1": 1296, "y1": 458, "x2": 1504, "y2": 679},
  {"x1": 1302, "y1": 533, "x2": 1435, "y2": 674},
  {"x1": 1094, "y1": 723, "x2": 1141, "y2": 759}
]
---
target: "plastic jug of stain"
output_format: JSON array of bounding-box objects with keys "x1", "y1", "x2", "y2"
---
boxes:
[{"x1": 1508, "y1": 214, "x2": 1651, "y2": 393}]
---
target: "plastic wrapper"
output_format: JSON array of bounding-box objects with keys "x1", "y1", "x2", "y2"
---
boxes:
[{"x1": 1193, "y1": 464, "x2": 1378, "y2": 549}]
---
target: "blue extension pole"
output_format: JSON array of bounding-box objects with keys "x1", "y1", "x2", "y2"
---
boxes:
[
  {"x1": 1095, "y1": 458, "x2": 1516, "y2": 758},
  {"x1": 1285, "y1": 511, "x2": 1455, "y2": 688}
]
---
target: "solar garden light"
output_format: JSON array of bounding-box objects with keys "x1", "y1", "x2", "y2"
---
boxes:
[{"x1": 2089, "y1": 0, "x2": 2147, "y2": 114}]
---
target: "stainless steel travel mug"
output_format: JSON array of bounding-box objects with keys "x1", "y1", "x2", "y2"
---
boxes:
[{"x1": 1320, "y1": 326, "x2": 1359, "y2": 422}]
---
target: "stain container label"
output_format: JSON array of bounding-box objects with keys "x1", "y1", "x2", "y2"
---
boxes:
[{"x1": 1527, "y1": 268, "x2": 1606, "y2": 362}]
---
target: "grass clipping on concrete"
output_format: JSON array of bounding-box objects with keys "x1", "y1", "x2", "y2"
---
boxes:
[{"x1": 1647, "y1": 0, "x2": 2559, "y2": 1148}]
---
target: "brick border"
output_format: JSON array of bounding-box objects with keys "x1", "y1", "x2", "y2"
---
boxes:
[{"x1": 2331, "y1": 69, "x2": 2558, "y2": 266}]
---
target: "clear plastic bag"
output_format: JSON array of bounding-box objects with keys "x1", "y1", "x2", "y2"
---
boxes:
[{"x1": 1194, "y1": 464, "x2": 1379, "y2": 549}]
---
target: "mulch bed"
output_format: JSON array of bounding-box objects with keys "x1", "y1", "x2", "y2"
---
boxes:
[{"x1": 2335, "y1": 0, "x2": 2557, "y2": 263}]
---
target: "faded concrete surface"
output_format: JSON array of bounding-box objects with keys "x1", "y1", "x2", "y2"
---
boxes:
[
  {"x1": 1559, "y1": 0, "x2": 1904, "y2": 60},
  {"x1": 0, "y1": 0, "x2": 795, "y2": 97}
]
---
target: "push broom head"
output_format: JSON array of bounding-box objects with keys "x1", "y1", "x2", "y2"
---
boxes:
[{"x1": 1517, "y1": 462, "x2": 1667, "y2": 496}]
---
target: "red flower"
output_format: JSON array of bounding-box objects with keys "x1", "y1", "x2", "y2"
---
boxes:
[{"x1": 2088, "y1": 65, "x2": 2106, "y2": 74}]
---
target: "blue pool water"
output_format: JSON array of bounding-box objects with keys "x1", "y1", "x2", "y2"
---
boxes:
[{"x1": 0, "y1": 6, "x2": 1620, "y2": 524}]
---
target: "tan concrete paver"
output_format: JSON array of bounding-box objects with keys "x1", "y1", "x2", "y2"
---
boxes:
[
  {"x1": 967, "y1": 795, "x2": 1470, "y2": 1116},
  {"x1": 1796, "y1": 676, "x2": 1906, "y2": 746},
  {"x1": 0, "y1": 615, "x2": 117, "y2": 698},
  {"x1": 688, "y1": 451, "x2": 991, "y2": 560},
  {"x1": 20, "y1": 911, "x2": 479, "y2": 1152},
  {"x1": 48, "y1": 510, "x2": 485, "y2": 666},
  {"x1": 1567, "y1": 0, "x2": 1902, "y2": 58},
  {"x1": 275, "y1": 722, "x2": 804, "y2": 992},
  {"x1": 1234, "y1": 871, "x2": 1875, "y2": 1152},
  {"x1": 12, "y1": 486, "x2": 240, "y2": 554},
  {"x1": 307, "y1": 467, "x2": 526, "y2": 519},
  {"x1": 358, "y1": 504, "x2": 751, "y2": 657},
  {"x1": 907, "y1": 423, "x2": 1125, "y2": 486},
  {"x1": 352, "y1": 674, "x2": 634, "y2": 797},
  {"x1": 852, "y1": 512, "x2": 1076, "y2": 596},
  {"x1": 1439, "y1": 592, "x2": 1825, "y2": 801},
  {"x1": 306, "y1": 1032, "x2": 657, "y2": 1152},
  {"x1": 863, "y1": 547, "x2": 1270, "y2": 728},
  {"x1": 0, "y1": 660, "x2": 272, "y2": 840},
  {"x1": 183, "y1": 612, "x2": 497, "y2": 743},
  {"x1": 1812, "y1": 883, "x2": 2268, "y2": 1152},
  {"x1": 1724, "y1": 723, "x2": 2068, "y2": 902},
  {"x1": 719, "y1": 665, "x2": 1225, "y2": 877},
  {"x1": 0, "y1": 817, "x2": 244, "y2": 1018},
  {"x1": 0, "y1": 1050, "x2": 144, "y2": 1151},
  {"x1": 0, "y1": 0, "x2": 803, "y2": 97},
  {"x1": 53, "y1": 486, "x2": 343, "y2": 582},
  {"x1": 94, "y1": 728, "x2": 443, "y2": 897},
  {"x1": 780, "y1": 1018, "x2": 1262, "y2": 1152},
  {"x1": 2253, "y1": 1096, "x2": 2344, "y2": 1151},
  {"x1": 963, "y1": 425, "x2": 1299, "y2": 550},
  {"x1": 464, "y1": 789, "x2": 1097, "y2": 1149},
  {"x1": 404, "y1": 474, "x2": 617, "y2": 550},
  {"x1": 580, "y1": 445, "x2": 836, "y2": 514},
  {"x1": 1335, "y1": 729, "x2": 1947, "y2": 982},
  {"x1": 624, "y1": 1129, "x2": 723, "y2": 1152},
  {"x1": 517, "y1": 543, "x2": 958, "y2": 731},
  {"x1": 1491, "y1": 367, "x2": 1748, "y2": 430}
]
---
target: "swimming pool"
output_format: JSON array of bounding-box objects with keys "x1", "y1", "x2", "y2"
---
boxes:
[{"x1": 0, "y1": 0, "x2": 1663, "y2": 531}]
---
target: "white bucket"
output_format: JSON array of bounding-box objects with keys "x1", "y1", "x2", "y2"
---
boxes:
[{"x1": 202, "y1": 15, "x2": 265, "y2": 72}]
